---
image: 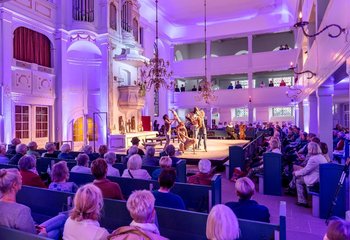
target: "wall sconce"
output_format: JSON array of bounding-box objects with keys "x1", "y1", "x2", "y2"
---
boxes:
[
  {"x1": 286, "y1": 86, "x2": 302, "y2": 103},
  {"x1": 289, "y1": 62, "x2": 316, "y2": 79},
  {"x1": 294, "y1": 12, "x2": 346, "y2": 38},
  {"x1": 248, "y1": 96, "x2": 252, "y2": 103}
]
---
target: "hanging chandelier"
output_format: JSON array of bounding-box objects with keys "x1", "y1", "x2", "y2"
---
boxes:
[
  {"x1": 139, "y1": 0, "x2": 173, "y2": 93},
  {"x1": 195, "y1": 0, "x2": 217, "y2": 104}
]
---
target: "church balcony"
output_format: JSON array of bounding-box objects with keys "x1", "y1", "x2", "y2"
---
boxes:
[{"x1": 172, "y1": 86, "x2": 296, "y2": 109}]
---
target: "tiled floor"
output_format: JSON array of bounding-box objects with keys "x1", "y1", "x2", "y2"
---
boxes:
[{"x1": 220, "y1": 172, "x2": 327, "y2": 240}]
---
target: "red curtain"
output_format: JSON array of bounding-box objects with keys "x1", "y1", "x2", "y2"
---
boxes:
[{"x1": 13, "y1": 27, "x2": 51, "y2": 68}]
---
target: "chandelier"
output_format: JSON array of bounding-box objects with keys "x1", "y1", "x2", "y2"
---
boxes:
[
  {"x1": 195, "y1": 0, "x2": 217, "y2": 104},
  {"x1": 139, "y1": 0, "x2": 173, "y2": 93}
]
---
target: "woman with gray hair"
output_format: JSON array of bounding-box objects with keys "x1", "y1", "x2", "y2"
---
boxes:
[
  {"x1": 71, "y1": 154, "x2": 91, "y2": 174},
  {"x1": 108, "y1": 190, "x2": 168, "y2": 240},
  {"x1": 42, "y1": 142, "x2": 58, "y2": 158},
  {"x1": 104, "y1": 152, "x2": 120, "y2": 177},
  {"x1": 58, "y1": 144, "x2": 74, "y2": 160},
  {"x1": 143, "y1": 146, "x2": 158, "y2": 166},
  {"x1": 49, "y1": 161, "x2": 78, "y2": 193},
  {"x1": 19, "y1": 155, "x2": 46, "y2": 188},
  {"x1": 188, "y1": 159, "x2": 213, "y2": 185},
  {"x1": 123, "y1": 145, "x2": 138, "y2": 165},
  {"x1": 122, "y1": 154, "x2": 151, "y2": 180},
  {"x1": 294, "y1": 142, "x2": 327, "y2": 207},
  {"x1": 9, "y1": 143, "x2": 27, "y2": 165},
  {"x1": 27, "y1": 141, "x2": 40, "y2": 159},
  {"x1": 0, "y1": 144, "x2": 9, "y2": 164}
]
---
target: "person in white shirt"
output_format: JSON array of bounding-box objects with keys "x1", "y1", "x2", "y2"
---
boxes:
[
  {"x1": 104, "y1": 152, "x2": 120, "y2": 177},
  {"x1": 70, "y1": 154, "x2": 91, "y2": 174},
  {"x1": 122, "y1": 154, "x2": 151, "y2": 180},
  {"x1": 63, "y1": 184, "x2": 109, "y2": 240}
]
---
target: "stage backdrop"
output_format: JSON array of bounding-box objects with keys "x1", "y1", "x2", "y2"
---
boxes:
[{"x1": 142, "y1": 116, "x2": 151, "y2": 131}]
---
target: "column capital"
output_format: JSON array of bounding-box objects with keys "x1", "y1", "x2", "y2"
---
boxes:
[{"x1": 317, "y1": 85, "x2": 334, "y2": 97}]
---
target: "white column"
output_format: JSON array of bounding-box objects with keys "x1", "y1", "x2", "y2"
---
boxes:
[
  {"x1": 317, "y1": 85, "x2": 334, "y2": 155},
  {"x1": 298, "y1": 102, "x2": 304, "y2": 129},
  {"x1": 294, "y1": 104, "x2": 299, "y2": 126},
  {"x1": 303, "y1": 98, "x2": 310, "y2": 133},
  {"x1": 308, "y1": 93, "x2": 318, "y2": 135},
  {"x1": 206, "y1": 108, "x2": 213, "y2": 129},
  {"x1": 347, "y1": 59, "x2": 350, "y2": 129}
]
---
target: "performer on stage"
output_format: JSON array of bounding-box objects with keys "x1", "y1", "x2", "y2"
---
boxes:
[
  {"x1": 186, "y1": 107, "x2": 200, "y2": 148},
  {"x1": 196, "y1": 108, "x2": 207, "y2": 152},
  {"x1": 162, "y1": 114, "x2": 173, "y2": 151}
]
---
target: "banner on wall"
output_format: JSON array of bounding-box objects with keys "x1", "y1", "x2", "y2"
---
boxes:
[{"x1": 141, "y1": 116, "x2": 151, "y2": 131}]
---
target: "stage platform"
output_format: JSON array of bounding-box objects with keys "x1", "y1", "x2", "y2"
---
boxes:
[{"x1": 115, "y1": 139, "x2": 249, "y2": 163}]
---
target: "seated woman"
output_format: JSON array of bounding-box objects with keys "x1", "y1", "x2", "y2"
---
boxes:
[
  {"x1": 104, "y1": 152, "x2": 120, "y2": 177},
  {"x1": 19, "y1": 155, "x2": 46, "y2": 188},
  {"x1": 206, "y1": 204, "x2": 240, "y2": 240},
  {"x1": 49, "y1": 161, "x2": 78, "y2": 193},
  {"x1": 152, "y1": 156, "x2": 172, "y2": 180},
  {"x1": 98, "y1": 145, "x2": 108, "y2": 158},
  {"x1": 226, "y1": 177, "x2": 270, "y2": 222},
  {"x1": 294, "y1": 142, "x2": 327, "y2": 207},
  {"x1": 27, "y1": 141, "x2": 40, "y2": 159},
  {"x1": 188, "y1": 159, "x2": 213, "y2": 186},
  {"x1": 152, "y1": 169, "x2": 185, "y2": 210},
  {"x1": 108, "y1": 190, "x2": 168, "y2": 240},
  {"x1": 63, "y1": 184, "x2": 109, "y2": 240},
  {"x1": 41, "y1": 142, "x2": 58, "y2": 158},
  {"x1": 122, "y1": 154, "x2": 151, "y2": 180},
  {"x1": 123, "y1": 145, "x2": 138, "y2": 165},
  {"x1": 71, "y1": 154, "x2": 91, "y2": 174},
  {"x1": 58, "y1": 144, "x2": 74, "y2": 160},
  {"x1": 82, "y1": 145, "x2": 99, "y2": 161},
  {"x1": 323, "y1": 217, "x2": 350, "y2": 240},
  {"x1": 0, "y1": 168, "x2": 36, "y2": 233},
  {"x1": 143, "y1": 146, "x2": 159, "y2": 166},
  {"x1": 91, "y1": 158, "x2": 123, "y2": 200}
]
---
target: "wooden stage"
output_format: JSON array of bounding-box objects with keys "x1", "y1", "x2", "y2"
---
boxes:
[{"x1": 115, "y1": 139, "x2": 249, "y2": 164}]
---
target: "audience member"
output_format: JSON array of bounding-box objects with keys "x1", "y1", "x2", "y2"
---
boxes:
[
  {"x1": 268, "y1": 80, "x2": 274, "y2": 87},
  {"x1": 198, "y1": 85, "x2": 202, "y2": 91},
  {"x1": 153, "y1": 120, "x2": 160, "y2": 132},
  {"x1": 279, "y1": 79, "x2": 286, "y2": 86},
  {"x1": 235, "y1": 81, "x2": 242, "y2": 89},
  {"x1": 0, "y1": 168, "x2": 36, "y2": 233},
  {"x1": 71, "y1": 154, "x2": 91, "y2": 174},
  {"x1": 162, "y1": 144, "x2": 180, "y2": 167},
  {"x1": 42, "y1": 142, "x2": 58, "y2": 158},
  {"x1": 143, "y1": 146, "x2": 159, "y2": 166},
  {"x1": 227, "y1": 83, "x2": 234, "y2": 89},
  {"x1": 18, "y1": 155, "x2": 46, "y2": 188},
  {"x1": 188, "y1": 159, "x2": 213, "y2": 185},
  {"x1": 98, "y1": 145, "x2": 108, "y2": 158},
  {"x1": 180, "y1": 84, "x2": 185, "y2": 92},
  {"x1": 91, "y1": 158, "x2": 123, "y2": 200},
  {"x1": 152, "y1": 169, "x2": 185, "y2": 210},
  {"x1": 226, "y1": 177, "x2": 270, "y2": 222},
  {"x1": 126, "y1": 137, "x2": 145, "y2": 156},
  {"x1": 191, "y1": 85, "x2": 197, "y2": 91},
  {"x1": 6, "y1": 138, "x2": 21, "y2": 155},
  {"x1": 174, "y1": 85, "x2": 180, "y2": 92},
  {"x1": 58, "y1": 144, "x2": 74, "y2": 160},
  {"x1": 63, "y1": 184, "x2": 109, "y2": 240},
  {"x1": 108, "y1": 190, "x2": 168, "y2": 240},
  {"x1": 82, "y1": 145, "x2": 99, "y2": 161},
  {"x1": 122, "y1": 154, "x2": 151, "y2": 180},
  {"x1": 27, "y1": 141, "x2": 40, "y2": 159},
  {"x1": 320, "y1": 142, "x2": 331, "y2": 162},
  {"x1": 9, "y1": 143, "x2": 27, "y2": 165},
  {"x1": 323, "y1": 218, "x2": 350, "y2": 240},
  {"x1": 206, "y1": 204, "x2": 240, "y2": 240},
  {"x1": 293, "y1": 142, "x2": 327, "y2": 207},
  {"x1": 124, "y1": 145, "x2": 138, "y2": 164},
  {"x1": 49, "y1": 161, "x2": 78, "y2": 193},
  {"x1": 152, "y1": 156, "x2": 172, "y2": 180},
  {"x1": 0, "y1": 145, "x2": 9, "y2": 164},
  {"x1": 260, "y1": 81, "x2": 266, "y2": 88},
  {"x1": 104, "y1": 151, "x2": 120, "y2": 177},
  {"x1": 226, "y1": 122, "x2": 238, "y2": 139}
]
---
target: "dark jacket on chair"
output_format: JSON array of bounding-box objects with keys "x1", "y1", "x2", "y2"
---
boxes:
[{"x1": 226, "y1": 199, "x2": 270, "y2": 223}]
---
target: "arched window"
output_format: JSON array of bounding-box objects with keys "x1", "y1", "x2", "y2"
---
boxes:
[
  {"x1": 121, "y1": 0, "x2": 132, "y2": 32},
  {"x1": 73, "y1": 117, "x2": 98, "y2": 142},
  {"x1": 72, "y1": 0, "x2": 94, "y2": 22},
  {"x1": 110, "y1": 3, "x2": 117, "y2": 30},
  {"x1": 13, "y1": 27, "x2": 51, "y2": 67},
  {"x1": 133, "y1": 18, "x2": 138, "y2": 41}
]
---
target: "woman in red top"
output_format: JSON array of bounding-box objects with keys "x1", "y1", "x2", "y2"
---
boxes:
[{"x1": 18, "y1": 155, "x2": 46, "y2": 188}]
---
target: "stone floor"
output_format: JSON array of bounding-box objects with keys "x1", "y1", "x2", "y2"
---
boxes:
[{"x1": 220, "y1": 172, "x2": 327, "y2": 240}]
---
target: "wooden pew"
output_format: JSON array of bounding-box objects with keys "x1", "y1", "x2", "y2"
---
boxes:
[
  {"x1": 260, "y1": 152, "x2": 282, "y2": 196},
  {"x1": 68, "y1": 172, "x2": 221, "y2": 212},
  {"x1": 16, "y1": 186, "x2": 287, "y2": 240},
  {"x1": 0, "y1": 226, "x2": 51, "y2": 240},
  {"x1": 36, "y1": 157, "x2": 76, "y2": 174},
  {"x1": 113, "y1": 160, "x2": 187, "y2": 183}
]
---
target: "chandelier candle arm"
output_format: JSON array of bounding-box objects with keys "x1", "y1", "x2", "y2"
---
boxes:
[
  {"x1": 294, "y1": 20, "x2": 346, "y2": 38},
  {"x1": 289, "y1": 63, "x2": 316, "y2": 80}
]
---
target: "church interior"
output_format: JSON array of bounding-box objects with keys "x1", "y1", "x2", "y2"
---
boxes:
[{"x1": 0, "y1": 0, "x2": 350, "y2": 239}]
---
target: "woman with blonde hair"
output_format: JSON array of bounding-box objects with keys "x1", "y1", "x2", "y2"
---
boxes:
[
  {"x1": 206, "y1": 204, "x2": 240, "y2": 240},
  {"x1": 49, "y1": 161, "x2": 78, "y2": 193},
  {"x1": 122, "y1": 154, "x2": 151, "y2": 180},
  {"x1": 63, "y1": 184, "x2": 109, "y2": 240},
  {"x1": 152, "y1": 156, "x2": 172, "y2": 180}
]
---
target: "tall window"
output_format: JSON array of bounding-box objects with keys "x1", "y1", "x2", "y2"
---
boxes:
[
  {"x1": 13, "y1": 27, "x2": 51, "y2": 67},
  {"x1": 73, "y1": 0, "x2": 94, "y2": 22},
  {"x1": 235, "y1": 108, "x2": 248, "y2": 118},
  {"x1": 73, "y1": 117, "x2": 98, "y2": 141},
  {"x1": 133, "y1": 18, "x2": 138, "y2": 41},
  {"x1": 15, "y1": 105, "x2": 29, "y2": 139},
  {"x1": 272, "y1": 107, "x2": 293, "y2": 117},
  {"x1": 110, "y1": 3, "x2": 117, "y2": 30},
  {"x1": 36, "y1": 107, "x2": 48, "y2": 138},
  {"x1": 121, "y1": 0, "x2": 132, "y2": 32}
]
